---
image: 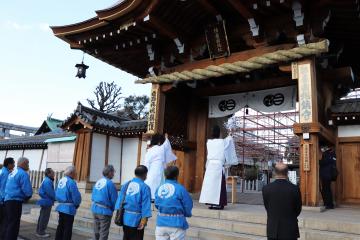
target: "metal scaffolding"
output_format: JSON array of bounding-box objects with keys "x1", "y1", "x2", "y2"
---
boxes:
[{"x1": 227, "y1": 107, "x2": 300, "y2": 170}]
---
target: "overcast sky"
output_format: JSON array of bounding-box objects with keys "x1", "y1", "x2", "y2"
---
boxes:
[{"x1": 0, "y1": 1, "x2": 150, "y2": 128}]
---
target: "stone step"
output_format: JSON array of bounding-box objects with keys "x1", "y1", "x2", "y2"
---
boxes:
[
  {"x1": 29, "y1": 205, "x2": 360, "y2": 237},
  {"x1": 27, "y1": 205, "x2": 360, "y2": 240},
  {"x1": 22, "y1": 212, "x2": 266, "y2": 240}
]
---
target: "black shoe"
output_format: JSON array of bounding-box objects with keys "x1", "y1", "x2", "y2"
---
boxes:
[{"x1": 325, "y1": 206, "x2": 334, "y2": 209}]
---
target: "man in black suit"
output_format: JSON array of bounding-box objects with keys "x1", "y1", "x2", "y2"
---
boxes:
[{"x1": 262, "y1": 162, "x2": 302, "y2": 240}]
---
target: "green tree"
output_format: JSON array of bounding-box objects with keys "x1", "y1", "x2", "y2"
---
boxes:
[{"x1": 123, "y1": 95, "x2": 149, "y2": 119}]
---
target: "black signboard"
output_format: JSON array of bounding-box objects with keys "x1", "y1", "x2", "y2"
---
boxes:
[{"x1": 205, "y1": 20, "x2": 230, "y2": 59}]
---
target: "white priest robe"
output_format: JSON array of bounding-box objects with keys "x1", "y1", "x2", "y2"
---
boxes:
[
  {"x1": 199, "y1": 136, "x2": 238, "y2": 205},
  {"x1": 144, "y1": 138, "x2": 177, "y2": 199}
]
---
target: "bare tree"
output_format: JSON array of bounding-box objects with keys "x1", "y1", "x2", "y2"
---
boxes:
[
  {"x1": 87, "y1": 81, "x2": 122, "y2": 113},
  {"x1": 123, "y1": 95, "x2": 150, "y2": 119}
]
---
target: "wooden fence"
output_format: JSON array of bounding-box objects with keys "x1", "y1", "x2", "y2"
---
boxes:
[{"x1": 29, "y1": 170, "x2": 64, "y2": 191}]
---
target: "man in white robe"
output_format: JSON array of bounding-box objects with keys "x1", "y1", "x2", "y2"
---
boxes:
[
  {"x1": 144, "y1": 133, "x2": 177, "y2": 199},
  {"x1": 199, "y1": 126, "x2": 238, "y2": 209}
]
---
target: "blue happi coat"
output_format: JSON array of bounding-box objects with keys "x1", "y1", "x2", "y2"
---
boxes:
[
  {"x1": 115, "y1": 177, "x2": 152, "y2": 227},
  {"x1": 4, "y1": 167, "x2": 33, "y2": 202},
  {"x1": 91, "y1": 177, "x2": 118, "y2": 216},
  {"x1": 0, "y1": 167, "x2": 10, "y2": 204},
  {"x1": 37, "y1": 176, "x2": 55, "y2": 207},
  {"x1": 155, "y1": 179, "x2": 193, "y2": 230},
  {"x1": 55, "y1": 176, "x2": 82, "y2": 216}
]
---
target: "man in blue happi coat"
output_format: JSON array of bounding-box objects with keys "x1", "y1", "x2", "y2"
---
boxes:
[
  {"x1": 0, "y1": 157, "x2": 15, "y2": 239},
  {"x1": 36, "y1": 168, "x2": 55, "y2": 238},
  {"x1": 115, "y1": 165, "x2": 152, "y2": 240},
  {"x1": 55, "y1": 166, "x2": 82, "y2": 240},
  {"x1": 91, "y1": 165, "x2": 118, "y2": 240},
  {"x1": 4, "y1": 157, "x2": 33, "y2": 240},
  {"x1": 155, "y1": 166, "x2": 193, "y2": 240}
]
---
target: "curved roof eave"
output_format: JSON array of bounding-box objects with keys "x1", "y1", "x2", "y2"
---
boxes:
[{"x1": 50, "y1": 0, "x2": 145, "y2": 38}]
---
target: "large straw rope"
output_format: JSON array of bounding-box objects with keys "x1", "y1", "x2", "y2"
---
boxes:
[{"x1": 136, "y1": 39, "x2": 329, "y2": 84}]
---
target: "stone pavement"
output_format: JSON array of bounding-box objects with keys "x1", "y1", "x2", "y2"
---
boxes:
[{"x1": 19, "y1": 221, "x2": 88, "y2": 240}]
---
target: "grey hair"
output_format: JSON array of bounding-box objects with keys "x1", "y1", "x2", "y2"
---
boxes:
[
  {"x1": 64, "y1": 166, "x2": 76, "y2": 176},
  {"x1": 103, "y1": 165, "x2": 115, "y2": 177},
  {"x1": 17, "y1": 157, "x2": 29, "y2": 165}
]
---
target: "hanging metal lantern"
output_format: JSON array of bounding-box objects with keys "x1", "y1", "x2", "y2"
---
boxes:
[
  {"x1": 75, "y1": 53, "x2": 89, "y2": 78},
  {"x1": 75, "y1": 62, "x2": 89, "y2": 78}
]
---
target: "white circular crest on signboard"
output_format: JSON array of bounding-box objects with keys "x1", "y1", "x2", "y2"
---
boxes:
[
  {"x1": 95, "y1": 178, "x2": 107, "y2": 190},
  {"x1": 126, "y1": 182, "x2": 140, "y2": 196},
  {"x1": 157, "y1": 183, "x2": 175, "y2": 199},
  {"x1": 8, "y1": 168, "x2": 18, "y2": 178},
  {"x1": 58, "y1": 177, "x2": 68, "y2": 189}
]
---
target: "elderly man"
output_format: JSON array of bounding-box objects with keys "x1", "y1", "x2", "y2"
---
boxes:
[
  {"x1": 155, "y1": 166, "x2": 193, "y2": 240},
  {"x1": 115, "y1": 165, "x2": 152, "y2": 240},
  {"x1": 55, "y1": 166, "x2": 82, "y2": 240},
  {"x1": 262, "y1": 162, "x2": 302, "y2": 240},
  {"x1": 91, "y1": 165, "x2": 118, "y2": 240},
  {"x1": 4, "y1": 157, "x2": 32, "y2": 240},
  {"x1": 36, "y1": 168, "x2": 55, "y2": 238},
  {"x1": 0, "y1": 157, "x2": 15, "y2": 238}
]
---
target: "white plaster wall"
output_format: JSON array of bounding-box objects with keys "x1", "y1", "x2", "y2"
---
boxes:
[
  {"x1": 41, "y1": 149, "x2": 48, "y2": 171},
  {"x1": 24, "y1": 149, "x2": 44, "y2": 171},
  {"x1": 121, "y1": 138, "x2": 139, "y2": 183},
  {"x1": 108, "y1": 136, "x2": 122, "y2": 183},
  {"x1": 140, "y1": 141, "x2": 147, "y2": 165},
  {"x1": 89, "y1": 133, "x2": 106, "y2": 182},
  {"x1": 0, "y1": 151, "x2": 7, "y2": 162},
  {"x1": 47, "y1": 142, "x2": 75, "y2": 171},
  {"x1": 338, "y1": 125, "x2": 360, "y2": 137},
  {"x1": 7, "y1": 150, "x2": 23, "y2": 163}
]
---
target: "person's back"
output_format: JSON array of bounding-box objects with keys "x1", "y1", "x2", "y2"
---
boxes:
[
  {"x1": 37, "y1": 175, "x2": 55, "y2": 207},
  {"x1": 4, "y1": 157, "x2": 32, "y2": 240},
  {"x1": 115, "y1": 165, "x2": 152, "y2": 240},
  {"x1": 36, "y1": 168, "x2": 55, "y2": 238},
  {"x1": 0, "y1": 158, "x2": 15, "y2": 239},
  {"x1": 91, "y1": 165, "x2": 118, "y2": 240},
  {"x1": 155, "y1": 166, "x2": 193, "y2": 240},
  {"x1": 91, "y1": 177, "x2": 117, "y2": 216},
  {"x1": 5, "y1": 167, "x2": 32, "y2": 202},
  {"x1": 55, "y1": 166, "x2": 82, "y2": 240},
  {"x1": 262, "y1": 163, "x2": 302, "y2": 240},
  {"x1": 55, "y1": 175, "x2": 81, "y2": 215}
]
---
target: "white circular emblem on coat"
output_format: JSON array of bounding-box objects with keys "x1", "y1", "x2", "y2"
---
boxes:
[
  {"x1": 157, "y1": 183, "x2": 175, "y2": 199},
  {"x1": 57, "y1": 177, "x2": 68, "y2": 189},
  {"x1": 126, "y1": 182, "x2": 140, "y2": 196},
  {"x1": 95, "y1": 178, "x2": 107, "y2": 190},
  {"x1": 8, "y1": 168, "x2": 18, "y2": 178}
]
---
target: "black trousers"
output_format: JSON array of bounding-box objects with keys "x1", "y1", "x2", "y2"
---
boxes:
[
  {"x1": 55, "y1": 212, "x2": 75, "y2": 240},
  {"x1": 268, "y1": 238, "x2": 297, "y2": 240},
  {"x1": 321, "y1": 179, "x2": 334, "y2": 208},
  {"x1": 4, "y1": 200, "x2": 23, "y2": 240},
  {"x1": 0, "y1": 203, "x2": 6, "y2": 239},
  {"x1": 123, "y1": 225, "x2": 144, "y2": 240}
]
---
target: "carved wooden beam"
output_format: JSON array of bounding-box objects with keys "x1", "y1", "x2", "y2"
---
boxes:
[
  {"x1": 226, "y1": 0, "x2": 253, "y2": 19},
  {"x1": 147, "y1": 15, "x2": 178, "y2": 40},
  {"x1": 196, "y1": 0, "x2": 220, "y2": 17}
]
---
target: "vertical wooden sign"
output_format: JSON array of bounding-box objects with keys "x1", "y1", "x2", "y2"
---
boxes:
[
  {"x1": 303, "y1": 143, "x2": 310, "y2": 171},
  {"x1": 298, "y1": 63, "x2": 313, "y2": 123},
  {"x1": 147, "y1": 84, "x2": 165, "y2": 134},
  {"x1": 147, "y1": 85, "x2": 160, "y2": 134}
]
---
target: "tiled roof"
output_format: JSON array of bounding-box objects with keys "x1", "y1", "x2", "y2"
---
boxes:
[
  {"x1": 62, "y1": 103, "x2": 147, "y2": 135},
  {"x1": 0, "y1": 132, "x2": 76, "y2": 150},
  {"x1": 331, "y1": 99, "x2": 360, "y2": 114}
]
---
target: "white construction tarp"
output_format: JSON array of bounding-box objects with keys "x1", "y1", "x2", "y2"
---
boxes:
[{"x1": 209, "y1": 86, "x2": 297, "y2": 118}]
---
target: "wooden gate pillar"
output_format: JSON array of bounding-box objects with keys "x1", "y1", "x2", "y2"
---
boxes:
[{"x1": 294, "y1": 59, "x2": 321, "y2": 206}]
